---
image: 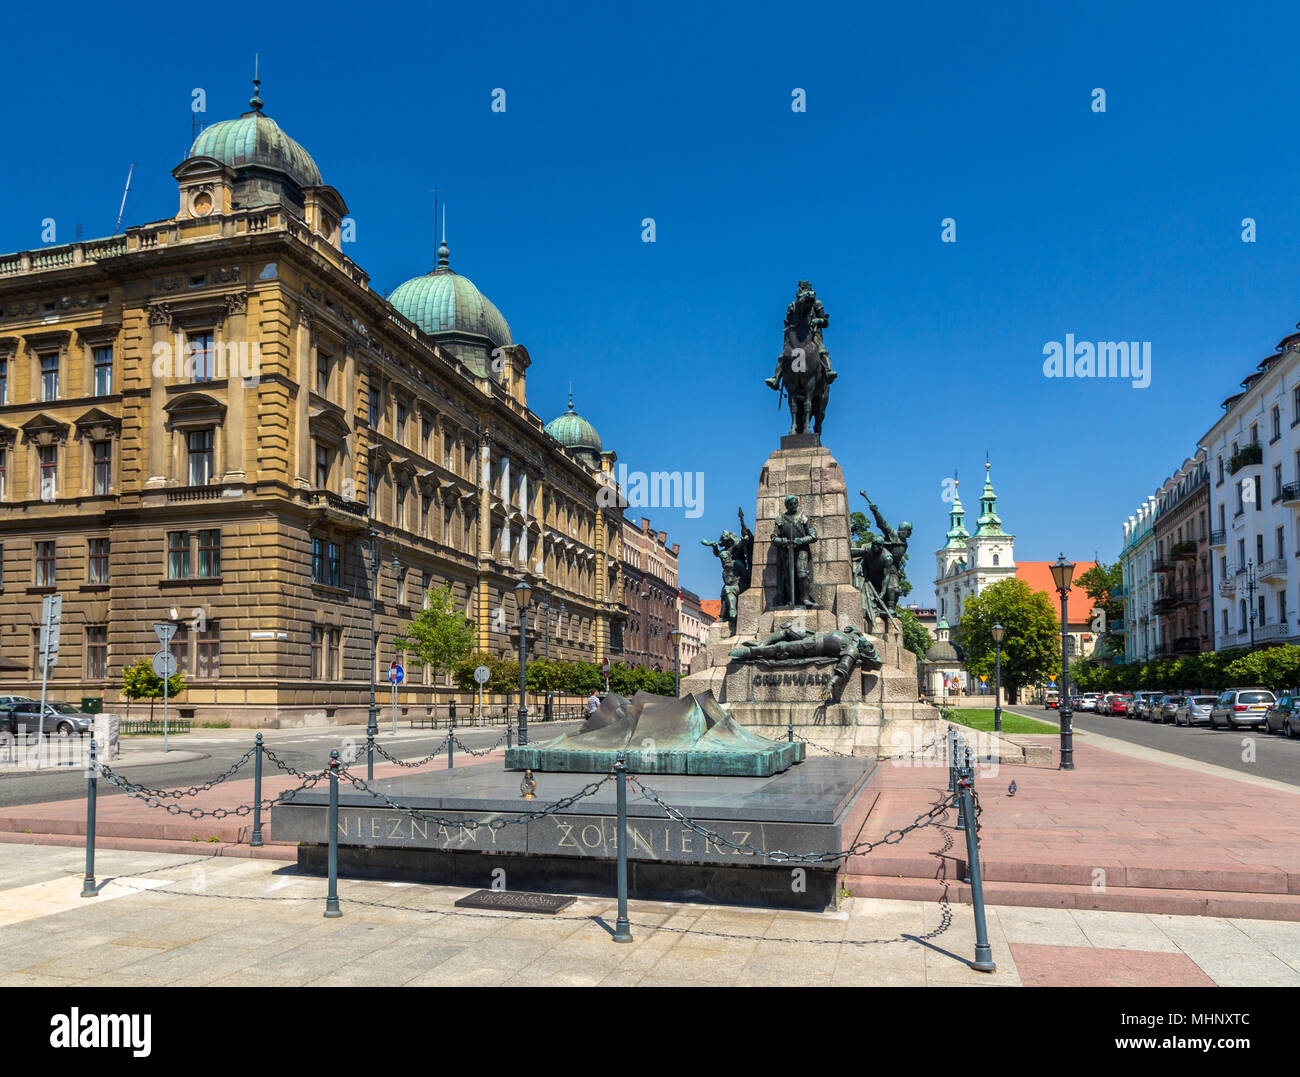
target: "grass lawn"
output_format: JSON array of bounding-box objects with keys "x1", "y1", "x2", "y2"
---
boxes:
[{"x1": 939, "y1": 708, "x2": 1060, "y2": 734}]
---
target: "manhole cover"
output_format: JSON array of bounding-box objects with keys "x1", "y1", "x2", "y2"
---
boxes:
[{"x1": 454, "y1": 890, "x2": 576, "y2": 914}]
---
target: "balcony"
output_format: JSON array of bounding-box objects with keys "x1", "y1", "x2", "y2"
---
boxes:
[
  {"x1": 1154, "y1": 557, "x2": 1177, "y2": 574},
  {"x1": 303, "y1": 489, "x2": 370, "y2": 532},
  {"x1": 1283, "y1": 481, "x2": 1300, "y2": 506},
  {"x1": 1173, "y1": 636, "x2": 1201, "y2": 655},
  {"x1": 1179, "y1": 590, "x2": 1201, "y2": 608},
  {"x1": 1110, "y1": 618, "x2": 1128, "y2": 633},
  {"x1": 1209, "y1": 529, "x2": 1227, "y2": 548},
  {"x1": 1218, "y1": 578, "x2": 1236, "y2": 597},
  {"x1": 1153, "y1": 592, "x2": 1182, "y2": 614},
  {"x1": 1257, "y1": 622, "x2": 1291, "y2": 643},
  {"x1": 1228, "y1": 442, "x2": 1263, "y2": 475},
  {"x1": 1171, "y1": 540, "x2": 1197, "y2": 561},
  {"x1": 1258, "y1": 557, "x2": 1288, "y2": 580},
  {"x1": 1112, "y1": 584, "x2": 1129, "y2": 599}
]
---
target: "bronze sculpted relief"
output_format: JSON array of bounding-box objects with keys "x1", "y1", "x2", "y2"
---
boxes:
[
  {"x1": 771, "y1": 494, "x2": 818, "y2": 609},
  {"x1": 702, "y1": 507, "x2": 754, "y2": 630},
  {"x1": 730, "y1": 623, "x2": 882, "y2": 699},
  {"x1": 852, "y1": 491, "x2": 911, "y2": 634}
]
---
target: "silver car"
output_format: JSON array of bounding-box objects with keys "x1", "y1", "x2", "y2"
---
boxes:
[
  {"x1": 1208, "y1": 689, "x2": 1276, "y2": 729},
  {"x1": 1174, "y1": 695, "x2": 1218, "y2": 726}
]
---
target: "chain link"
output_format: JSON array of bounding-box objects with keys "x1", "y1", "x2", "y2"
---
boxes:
[
  {"x1": 452, "y1": 729, "x2": 508, "y2": 756},
  {"x1": 337, "y1": 769, "x2": 612, "y2": 832},
  {"x1": 628, "y1": 774, "x2": 956, "y2": 864},
  {"x1": 94, "y1": 747, "x2": 257, "y2": 799},
  {"x1": 371, "y1": 739, "x2": 447, "y2": 768},
  {"x1": 98, "y1": 763, "x2": 327, "y2": 818}
]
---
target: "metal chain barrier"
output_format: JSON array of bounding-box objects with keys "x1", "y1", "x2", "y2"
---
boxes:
[
  {"x1": 371, "y1": 739, "x2": 447, "y2": 768},
  {"x1": 98, "y1": 763, "x2": 327, "y2": 818},
  {"x1": 337, "y1": 769, "x2": 613, "y2": 832},
  {"x1": 629, "y1": 774, "x2": 956, "y2": 864},
  {"x1": 93, "y1": 747, "x2": 257, "y2": 800},
  {"x1": 261, "y1": 746, "x2": 321, "y2": 781},
  {"x1": 452, "y1": 729, "x2": 508, "y2": 757}
]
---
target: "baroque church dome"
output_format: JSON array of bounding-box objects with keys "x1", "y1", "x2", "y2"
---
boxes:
[
  {"x1": 544, "y1": 391, "x2": 603, "y2": 466},
  {"x1": 189, "y1": 93, "x2": 323, "y2": 189}
]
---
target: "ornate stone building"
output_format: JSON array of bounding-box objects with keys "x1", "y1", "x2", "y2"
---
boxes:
[
  {"x1": 0, "y1": 87, "x2": 623, "y2": 725},
  {"x1": 612, "y1": 516, "x2": 679, "y2": 670}
]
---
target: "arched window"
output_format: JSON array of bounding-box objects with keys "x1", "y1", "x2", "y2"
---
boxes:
[{"x1": 992, "y1": 554, "x2": 1000, "y2": 566}]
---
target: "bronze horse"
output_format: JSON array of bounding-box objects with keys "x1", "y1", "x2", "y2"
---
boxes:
[{"x1": 772, "y1": 283, "x2": 832, "y2": 436}]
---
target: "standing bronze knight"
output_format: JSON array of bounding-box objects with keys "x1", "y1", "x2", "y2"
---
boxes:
[
  {"x1": 771, "y1": 494, "x2": 818, "y2": 608},
  {"x1": 765, "y1": 280, "x2": 836, "y2": 436},
  {"x1": 701, "y1": 508, "x2": 754, "y2": 631}
]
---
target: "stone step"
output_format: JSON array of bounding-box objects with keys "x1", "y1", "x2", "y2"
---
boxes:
[
  {"x1": 0, "y1": 829, "x2": 296, "y2": 859},
  {"x1": 846, "y1": 873, "x2": 1300, "y2": 921}
]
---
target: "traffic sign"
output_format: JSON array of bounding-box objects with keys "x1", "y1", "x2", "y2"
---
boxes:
[
  {"x1": 388, "y1": 662, "x2": 404, "y2": 685},
  {"x1": 153, "y1": 621, "x2": 178, "y2": 646},
  {"x1": 152, "y1": 650, "x2": 178, "y2": 678},
  {"x1": 473, "y1": 665, "x2": 491, "y2": 685},
  {"x1": 979, "y1": 675, "x2": 988, "y2": 685},
  {"x1": 40, "y1": 595, "x2": 62, "y2": 656},
  {"x1": 601, "y1": 658, "x2": 610, "y2": 675}
]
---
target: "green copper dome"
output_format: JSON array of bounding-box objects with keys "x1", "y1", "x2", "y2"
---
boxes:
[
  {"x1": 189, "y1": 109, "x2": 322, "y2": 189},
  {"x1": 389, "y1": 241, "x2": 513, "y2": 374},
  {"x1": 544, "y1": 391, "x2": 603, "y2": 462}
]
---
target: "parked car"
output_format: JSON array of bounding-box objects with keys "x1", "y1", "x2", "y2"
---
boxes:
[
  {"x1": 1136, "y1": 692, "x2": 1161, "y2": 720},
  {"x1": 1111, "y1": 694, "x2": 1136, "y2": 717},
  {"x1": 0, "y1": 700, "x2": 94, "y2": 736},
  {"x1": 1264, "y1": 694, "x2": 1300, "y2": 737},
  {"x1": 1208, "y1": 689, "x2": 1277, "y2": 729},
  {"x1": 1174, "y1": 695, "x2": 1219, "y2": 727},
  {"x1": 1079, "y1": 693, "x2": 1100, "y2": 712},
  {"x1": 1156, "y1": 695, "x2": 1185, "y2": 723}
]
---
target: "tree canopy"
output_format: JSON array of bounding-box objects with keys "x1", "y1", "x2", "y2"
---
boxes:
[
  {"x1": 394, "y1": 582, "x2": 477, "y2": 681},
  {"x1": 952, "y1": 578, "x2": 1059, "y2": 699}
]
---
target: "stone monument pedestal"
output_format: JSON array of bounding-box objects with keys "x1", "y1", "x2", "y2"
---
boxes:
[{"x1": 684, "y1": 437, "x2": 943, "y2": 758}]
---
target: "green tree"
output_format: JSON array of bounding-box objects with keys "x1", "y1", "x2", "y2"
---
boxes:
[
  {"x1": 120, "y1": 657, "x2": 186, "y2": 723},
  {"x1": 1073, "y1": 561, "x2": 1122, "y2": 657},
  {"x1": 394, "y1": 583, "x2": 476, "y2": 683},
  {"x1": 952, "y1": 578, "x2": 1059, "y2": 703},
  {"x1": 897, "y1": 608, "x2": 933, "y2": 663},
  {"x1": 1224, "y1": 645, "x2": 1300, "y2": 693}
]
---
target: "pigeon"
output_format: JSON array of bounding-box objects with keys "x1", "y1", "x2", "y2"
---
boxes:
[{"x1": 1008, "y1": 780, "x2": 1018, "y2": 797}]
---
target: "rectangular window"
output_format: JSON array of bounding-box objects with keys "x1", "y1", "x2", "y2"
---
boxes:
[
  {"x1": 1274, "y1": 406, "x2": 1282, "y2": 440},
  {"x1": 187, "y1": 429, "x2": 214, "y2": 485},
  {"x1": 168, "y1": 531, "x2": 191, "y2": 579},
  {"x1": 316, "y1": 352, "x2": 330, "y2": 397},
  {"x1": 38, "y1": 445, "x2": 56, "y2": 502},
  {"x1": 169, "y1": 626, "x2": 190, "y2": 675},
  {"x1": 327, "y1": 542, "x2": 341, "y2": 588},
  {"x1": 196, "y1": 621, "x2": 220, "y2": 679},
  {"x1": 315, "y1": 442, "x2": 329, "y2": 489},
  {"x1": 422, "y1": 571, "x2": 433, "y2": 610},
  {"x1": 0, "y1": 356, "x2": 7, "y2": 404},
  {"x1": 88, "y1": 538, "x2": 110, "y2": 584},
  {"x1": 1275, "y1": 463, "x2": 1284, "y2": 500},
  {"x1": 312, "y1": 537, "x2": 325, "y2": 584},
  {"x1": 93, "y1": 440, "x2": 111, "y2": 495},
  {"x1": 187, "y1": 332, "x2": 214, "y2": 382},
  {"x1": 368, "y1": 378, "x2": 380, "y2": 427},
  {"x1": 34, "y1": 541, "x2": 55, "y2": 587},
  {"x1": 1258, "y1": 534, "x2": 1266, "y2": 564},
  {"x1": 197, "y1": 529, "x2": 221, "y2": 578},
  {"x1": 396, "y1": 399, "x2": 408, "y2": 444},
  {"x1": 328, "y1": 628, "x2": 341, "y2": 681},
  {"x1": 1254, "y1": 475, "x2": 1262, "y2": 509},
  {"x1": 369, "y1": 470, "x2": 381, "y2": 518},
  {"x1": 0, "y1": 448, "x2": 6, "y2": 500},
  {"x1": 1279, "y1": 526, "x2": 1287, "y2": 561},
  {"x1": 85, "y1": 625, "x2": 107, "y2": 679},
  {"x1": 421, "y1": 493, "x2": 431, "y2": 537},
  {"x1": 93, "y1": 346, "x2": 113, "y2": 396},
  {"x1": 396, "y1": 483, "x2": 408, "y2": 529},
  {"x1": 311, "y1": 626, "x2": 324, "y2": 680},
  {"x1": 40, "y1": 353, "x2": 58, "y2": 401},
  {"x1": 422, "y1": 417, "x2": 432, "y2": 457}
]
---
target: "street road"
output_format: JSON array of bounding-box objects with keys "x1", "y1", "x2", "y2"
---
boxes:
[
  {"x1": 0, "y1": 719, "x2": 582, "y2": 809},
  {"x1": 1002, "y1": 702, "x2": 1300, "y2": 787}
]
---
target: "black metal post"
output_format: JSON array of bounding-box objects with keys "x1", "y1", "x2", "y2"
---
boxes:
[
  {"x1": 993, "y1": 641, "x2": 1003, "y2": 734},
  {"x1": 447, "y1": 727, "x2": 454, "y2": 769},
  {"x1": 366, "y1": 529, "x2": 379, "y2": 779},
  {"x1": 366, "y1": 726, "x2": 374, "y2": 782},
  {"x1": 1059, "y1": 588, "x2": 1075, "y2": 770},
  {"x1": 613, "y1": 751, "x2": 633, "y2": 943},
  {"x1": 251, "y1": 732, "x2": 264, "y2": 847},
  {"x1": 506, "y1": 721, "x2": 513, "y2": 749},
  {"x1": 324, "y1": 749, "x2": 342, "y2": 918},
  {"x1": 958, "y1": 752, "x2": 995, "y2": 972},
  {"x1": 954, "y1": 731, "x2": 967, "y2": 828},
  {"x1": 518, "y1": 609, "x2": 530, "y2": 747},
  {"x1": 947, "y1": 725, "x2": 957, "y2": 796},
  {"x1": 80, "y1": 739, "x2": 98, "y2": 898}
]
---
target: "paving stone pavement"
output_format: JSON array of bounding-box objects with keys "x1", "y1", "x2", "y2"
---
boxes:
[{"x1": 1, "y1": 844, "x2": 1298, "y2": 986}]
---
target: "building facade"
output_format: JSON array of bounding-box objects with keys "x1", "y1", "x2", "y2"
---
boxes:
[
  {"x1": 0, "y1": 89, "x2": 626, "y2": 725},
  {"x1": 1200, "y1": 329, "x2": 1300, "y2": 650},
  {"x1": 1118, "y1": 494, "x2": 1158, "y2": 662},
  {"x1": 1151, "y1": 453, "x2": 1213, "y2": 658},
  {"x1": 677, "y1": 587, "x2": 711, "y2": 672},
  {"x1": 613, "y1": 516, "x2": 679, "y2": 670}
]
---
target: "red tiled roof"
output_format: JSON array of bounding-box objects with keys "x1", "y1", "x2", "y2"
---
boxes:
[
  {"x1": 1014, "y1": 561, "x2": 1097, "y2": 623},
  {"x1": 699, "y1": 599, "x2": 722, "y2": 622}
]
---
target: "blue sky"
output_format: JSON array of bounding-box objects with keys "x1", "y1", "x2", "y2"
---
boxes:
[{"x1": 2, "y1": 1, "x2": 1297, "y2": 601}]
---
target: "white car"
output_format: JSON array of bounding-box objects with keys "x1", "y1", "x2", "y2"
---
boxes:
[{"x1": 1078, "y1": 694, "x2": 1100, "y2": 712}]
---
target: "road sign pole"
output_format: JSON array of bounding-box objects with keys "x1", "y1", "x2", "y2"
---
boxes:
[
  {"x1": 391, "y1": 679, "x2": 397, "y2": 735},
  {"x1": 163, "y1": 659, "x2": 169, "y2": 753},
  {"x1": 36, "y1": 636, "x2": 49, "y2": 769}
]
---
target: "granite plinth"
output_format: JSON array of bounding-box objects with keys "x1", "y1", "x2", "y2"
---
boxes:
[
  {"x1": 273, "y1": 756, "x2": 877, "y2": 910},
  {"x1": 504, "y1": 740, "x2": 804, "y2": 776}
]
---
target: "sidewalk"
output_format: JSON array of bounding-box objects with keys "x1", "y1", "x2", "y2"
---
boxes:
[
  {"x1": 2, "y1": 843, "x2": 1297, "y2": 986},
  {"x1": 850, "y1": 735, "x2": 1300, "y2": 920}
]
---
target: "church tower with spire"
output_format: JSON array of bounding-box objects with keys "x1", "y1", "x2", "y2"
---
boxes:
[{"x1": 933, "y1": 461, "x2": 1017, "y2": 628}]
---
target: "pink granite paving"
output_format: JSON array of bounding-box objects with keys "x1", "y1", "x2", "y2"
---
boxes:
[
  {"x1": 0, "y1": 749, "x2": 503, "y2": 846},
  {"x1": 1009, "y1": 943, "x2": 1216, "y2": 987},
  {"x1": 843, "y1": 739, "x2": 1300, "y2": 917}
]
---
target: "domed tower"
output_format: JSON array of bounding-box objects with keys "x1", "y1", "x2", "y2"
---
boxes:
[
  {"x1": 544, "y1": 390, "x2": 603, "y2": 470},
  {"x1": 388, "y1": 239, "x2": 518, "y2": 383},
  {"x1": 171, "y1": 76, "x2": 347, "y2": 248},
  {"x1": 968, "y1": 461, "x2": 1015, "y2": 574}
]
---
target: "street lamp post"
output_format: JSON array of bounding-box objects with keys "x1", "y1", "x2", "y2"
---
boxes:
[
  {"x1": 361, "y1": 526, "x2": 382, "y2": 777},
  {"x1": 991, "y1": 622, "x2": 1004, "y2": 734},
  {"x1": 390, "y1": 553, "x2": 402, "y2": 734},
  {"x1": 1050, "y1": 553, "x2": 1076, "y2": 771},
  {"x1": 516, "y1": 580, "x2": 531, "y2": 746},
  {"x1": 669, "y1": 628, "x2": 682, "y2": 697},
  {"x1": 1245, "y1": 560, "x2": 1258, "y2": 648}
]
